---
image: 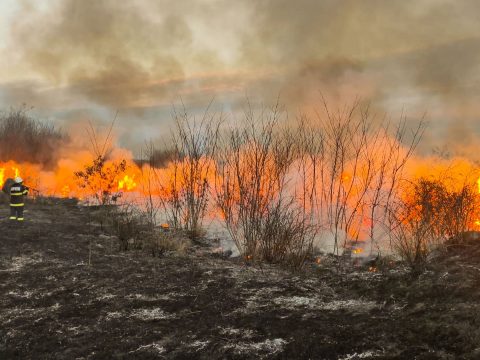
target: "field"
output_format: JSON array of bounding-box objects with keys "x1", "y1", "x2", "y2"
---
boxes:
[{"x1": 1, "y1": 200, "x2": 480, "y2": 359}]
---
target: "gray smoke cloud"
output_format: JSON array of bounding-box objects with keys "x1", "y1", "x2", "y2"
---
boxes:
[{"x1": 2, "y1": 0, "x2": 480, "y2": 155}]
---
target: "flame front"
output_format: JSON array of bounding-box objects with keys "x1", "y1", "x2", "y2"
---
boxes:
[
  {"x1": 1, "y1": 148, "x2": 480, "y2": 242},
  {"x1": 0, "y1": 158, "x2": 139, "y2": 199}
]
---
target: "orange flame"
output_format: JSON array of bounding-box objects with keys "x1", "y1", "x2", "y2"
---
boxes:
[
  {"x1": 0, "y1": 157, "x2": 140, "y2": 199},
  {"x1": 160, "y1": 223, "x2": 170, "y2": 230},
  {"x1": 475, "y1": 176, "x2": 480, "y2": 228},
  {"x1": 61, "y1": 185, "x2": 71, "y2": 198},
  {"x1": 0, "y1": 163, "x2": 28, "y2": 188},
  {"x1": 1, "y1": 141, "x2": 480, "y2": 245},
  {"x1": 118, "y1": 175, "x2": 137, "y2": 191}
]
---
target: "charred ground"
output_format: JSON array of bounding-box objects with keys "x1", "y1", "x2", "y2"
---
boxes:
[{"x1": 1, "y1": 200, "x2": 480, "y2": 359}]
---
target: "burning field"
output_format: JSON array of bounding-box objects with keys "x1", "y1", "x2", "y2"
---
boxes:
[
  {"x1": 3, "y1": 1, "x2": 480, "y2": 358},
  {"x1": 1, "y1": 105, "x2": 480, "y2": 358},
  {"x1": 2, "y1": 106, "x2": 480, "y2": 260}
]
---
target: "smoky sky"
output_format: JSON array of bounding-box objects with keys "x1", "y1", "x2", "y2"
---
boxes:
[{"x1": 2, "y1": 0, "x2": 480, "y2": 155}]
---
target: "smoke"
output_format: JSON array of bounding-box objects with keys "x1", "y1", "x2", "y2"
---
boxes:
[
  {"x1": 9, "y1": 0, "x2": 191, "y2": 107},
  {"x1": 2, "y1": 0, "x2": 480, "y2": 154}
]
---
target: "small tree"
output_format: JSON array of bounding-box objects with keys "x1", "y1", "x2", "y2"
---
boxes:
[{"x1": 74, "y1": 116, "x2": 129, "y2": 205}]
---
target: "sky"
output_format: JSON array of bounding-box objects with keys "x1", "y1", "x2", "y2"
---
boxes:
[{"x1": 1, "y1": 0, "x2": 480, "y2": 157}]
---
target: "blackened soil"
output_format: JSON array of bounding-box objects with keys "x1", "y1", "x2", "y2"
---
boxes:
[{"x1": 1, "y1": 200, "x2": 480, "y2": 359}]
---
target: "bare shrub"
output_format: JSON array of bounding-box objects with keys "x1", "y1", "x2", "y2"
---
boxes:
[
  {"x1": 443, "y1": 185, "x2": 479, "y2": 241},
  {"x1": 138, "y1": 142, "x2": 163, "y2": 230},
  {"x1": 389, "y1": 178, "x2": 478, "y2": 271},
  {"x1": 362, "y1": 118, "x2": 423, "y2": 254},
  {"x1": 315, "y1": 101, "x2": 370, "y2": 254},
  {"x1": 108, "y1": 203, "x2": 145, "y2": 250},
  {"x1": 0, "y1": 108, "x2": 66, "y2": 168},
  {"x1": 155, "y1": 105, "x2": 221, "y2": 239},
  {"x1": 310, "y1": 100, "x2": 423, "y2": 255},
  {"x1": 213, "y1": 99, "x2": 423, "y2": 267},
  {"x1": 215, "y1": 105, "x2": 316, "y2": 268},
  {"x1": 259, "y1": 198, "x2": 316, "y2": 266}
]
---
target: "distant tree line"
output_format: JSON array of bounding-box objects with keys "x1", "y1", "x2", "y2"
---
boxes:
[{"x1": 0, "y1": 108, "x2": 67, "y2": 169}]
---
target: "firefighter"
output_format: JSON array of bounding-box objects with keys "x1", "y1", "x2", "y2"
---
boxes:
[{"x1": 9, "y1": 177, "x2": 29, "y2": 222}]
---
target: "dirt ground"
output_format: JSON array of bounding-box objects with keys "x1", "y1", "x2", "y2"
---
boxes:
[{"x1": 1, "y1": 200, "x2": 480, "y2": 359}]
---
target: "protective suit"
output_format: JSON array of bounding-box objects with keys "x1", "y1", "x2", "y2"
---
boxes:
[{"x1": 9, "y1": 177, "x2": 29, "y2": 221}]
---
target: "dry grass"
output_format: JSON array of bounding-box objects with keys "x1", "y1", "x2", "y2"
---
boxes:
[
  {"x1": 143, "y1": 230, "x2": 192, "y2": 256},
  {"x1": 89, "y1": 203, "x2": 191, "y2": 255}
]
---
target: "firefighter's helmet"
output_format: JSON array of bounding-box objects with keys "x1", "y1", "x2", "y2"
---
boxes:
[{"x1": 15, "y1": 177, "x2": 23, "y2": 183}]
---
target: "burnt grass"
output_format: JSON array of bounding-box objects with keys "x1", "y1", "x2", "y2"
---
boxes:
[{"x1": 1, "y1": 200, "x2": 480, "y2": 359}]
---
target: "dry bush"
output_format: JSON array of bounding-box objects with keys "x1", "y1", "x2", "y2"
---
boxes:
[
  {"x1": 389, "y1": 178, "x2": 478, "y2": 271},
  {"x1": 154, "y1": 105, "x2": 221, "y2": 239},
  {"x1": 107, "y1": 204, "x2": 144, "y2": 250},
  {"x1": 74, "y1": 117, "x2": 130, "y2": 206},
  {"x1": 308, "y1": 100, "x2": 423, "y2": 255},
  {"x1": 143, "y1": 230, "x2": 191, "y2": 257},
  {"x1": 215, "y1": 105, "x2": 316, "y2": 268},
  {"x1": 259, "y1": 198, "x2": 316, "y2": 266},
  {"x1": 98, "y1": 203, "x2": 191, "y2": 254},
  {"x1": 213, "y1": 99, "x2": 422, "y2": 268},
  {"x1": 389, "y1": 211, "x2": 432, "y2": 272},
  {"x1": 314, "y1": 101, "x2": 370, "y2": 254},
  {"x1": 74, "y1": 156, "x2": 127, "y2": 205},
  {"x1": 0, "y1": 108, "x2": 66, "y2": 168},
  {"x1": 138, "y1": 142, "x2": 163, "y2": 230}
]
